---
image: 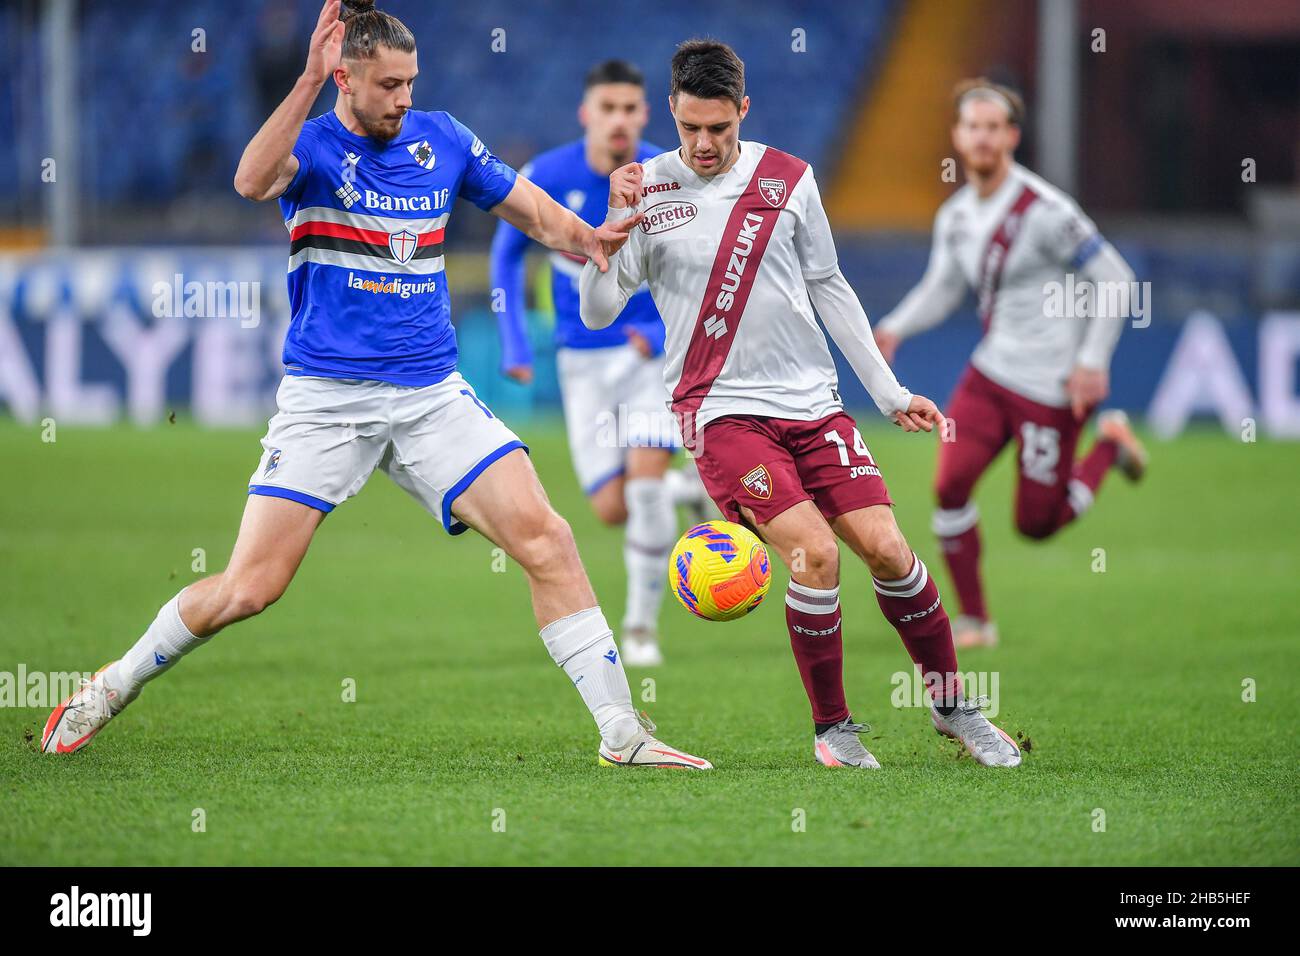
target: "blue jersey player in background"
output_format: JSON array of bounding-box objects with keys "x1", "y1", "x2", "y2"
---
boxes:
[
  {"x1": 43, "y1": 1, "x2": 710, "y2": 771},
  {"x1": 490, "y1": 60, "x2": 710, "y2": 668}
]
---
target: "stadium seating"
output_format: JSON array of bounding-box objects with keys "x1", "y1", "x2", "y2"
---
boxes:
[
  {"x1": 0, "y1": 0, "x2": 1288, "y2": 320},
  {"x1": 1, "y1": 0, "x2": 895, "y2": 213}
]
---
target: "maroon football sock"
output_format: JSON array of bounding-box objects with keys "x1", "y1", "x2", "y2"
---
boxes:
[
  {"x1": 938, "y1": 528, "x2": 987, "y2": 622},
  {"x1": 873, "y1": 553, "x2": 962, "y2": 708},
  {"x1": 785, "y1": 581, "x2": 849, "y2": 726},
  {"x1": 1072, "y1": 438, "x2": 1118, "y2": 496}
]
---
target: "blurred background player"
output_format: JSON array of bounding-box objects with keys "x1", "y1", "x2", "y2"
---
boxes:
[
  {"x1": 581, "y1": 41, "x2": 1022, "y2": 768},
  {"x1": 874, "y1": 78, "x2": 1148, "y2": 649},
  {"x1": 41, "y1": 0, "x2": 710, "y2": 770},
  {"x1": 490, "y1": 59, "x2": 710, "y2": 667}
]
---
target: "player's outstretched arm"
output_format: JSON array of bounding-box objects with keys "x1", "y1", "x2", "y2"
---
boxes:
[
  {"x1": 873, "y1": 210, "x2": 967, "y2": 362},
  {"x1": 1067, "y1": 241, "x2": 1136, "y2": 418},
  {"x1": 234, "y1": 0, "x2": 343, "y2": 202},
  {"x1": 491, "y1": 176, "x2": 643, "y2": 275},
  {"x1": 808, "y1": 269, "x2": 910, "y2": 412},
  {"x1": 578, "y1": 204, "x2": 647, "y2": 331},
  {"x1": 577, "y1": 236, "x2": 631, "y2": 330},
  {"x1": 574, "y1": 161, "x2": 650, "y2": 330},
  {"x1": 806, "y1": 269, "x2": 946, "y2": 434},
  {"x1": 488, "y1": 216, "x2": 536, "y2": 383}
]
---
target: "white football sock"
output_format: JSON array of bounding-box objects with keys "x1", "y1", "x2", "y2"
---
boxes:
[
  {"x1": 622, "y1": 477, "x2": 676, "y2": 635},
  {"x1": 540, "y1": 606, "x2": 638, "y2": 749},
  {"x1": 664, "y1": 460, "x2": 709, "y2": 507},
  {"x1": 105, "y1": 589, "x2": 209, "y2": 699}
]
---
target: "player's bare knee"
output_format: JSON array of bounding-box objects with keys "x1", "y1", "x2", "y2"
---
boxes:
[
  {"x1": 511, "y1": 508, "x2": 578, "y2": 574},
  {"x1": 585, "y1": 478, "x2": 626, "y2": 526},
  {"x1": 538, "y1": 515, "x2": 582, "y2": 577},
  {"x1": 590, "y1": 496, "x2": 626, "y2": 527},
  {"x1": 862, "y1": 528, "x2": 913, "y2": 580},
  {"x1": 876, "y1": 540, "x2": 915, "y2": 580},
  {"x1": 935, "y1": 481, "x2": 968, "y2": 512},
  {"x1": 219, "y1": 574, "x2": 284, "y2": 622},
  {"x1": 796, "y1": 538, "x2": 840, "y2": 587}
]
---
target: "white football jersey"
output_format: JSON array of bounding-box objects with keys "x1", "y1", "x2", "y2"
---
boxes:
[
  {"x1": 606, "y1": 141, "x2": 845, "y2": 437},
  {"x1": 879, "y1": 162, "x2": 1130, "y2": 407}
]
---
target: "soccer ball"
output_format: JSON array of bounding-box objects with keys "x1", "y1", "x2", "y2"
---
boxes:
[{"x1": 669, "y1": 520, "x2": 772, "y2": 621}]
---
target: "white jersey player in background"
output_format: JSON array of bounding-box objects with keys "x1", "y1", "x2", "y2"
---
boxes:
[{"x1": 874, "y1": 78, "x2": 1148, "y2": 648}]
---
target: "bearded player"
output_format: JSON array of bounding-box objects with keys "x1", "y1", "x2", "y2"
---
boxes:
[
  {"x1": 42, "y1": 0, "x2": 710, "y2": 770},
  {"x1": 874, "y1": 78, "x2": 1146, "y2": 649},
  {"x1": 581, "y1": 41, "x2": 1022, "y2": 768},
  {"x1": 490, "y1": 60, "x2": 711, "y2": 668}
]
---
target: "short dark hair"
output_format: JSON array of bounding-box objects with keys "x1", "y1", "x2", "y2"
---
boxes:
[
  {"x1": 952, "y1": 77, "x2": 1025, "y2": 127},
  {"x1": 670, "y1": 39, "x2": 745, "y2": 108},
  {"x1": 585, "y1": 59, "x2": 645, "y2": 90},
  {"x1": 340, "y1": 0, "x2": 415, "y2": 61}
]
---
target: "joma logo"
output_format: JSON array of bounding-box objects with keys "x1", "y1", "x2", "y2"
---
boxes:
[
  {"x1": 791, "y1": 621, "x2": 841, "y2": 637},
  {"x1": 898, "y1": 597, "x2": 941, "y2": 623}
]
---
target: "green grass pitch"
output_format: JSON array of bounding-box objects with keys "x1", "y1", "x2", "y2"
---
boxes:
[{"x1": 1, "y1": 417, "x2": 1296, "y2": 865}]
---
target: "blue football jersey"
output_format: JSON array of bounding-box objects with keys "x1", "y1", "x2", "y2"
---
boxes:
[
  {"x1": 278, "y1": 109, "x2": 517, "y2": 385},
  {"x1": 490, "y1": 138, "x2": 664, "y2": 370}
]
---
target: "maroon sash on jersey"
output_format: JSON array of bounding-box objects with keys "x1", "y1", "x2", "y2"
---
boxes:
[
  {"x1": 671, "y1": 147, "x2": 808, "y2": 449},
  {"x1": 975, "y1": 184, "x2": 1039, "y2": 332}
]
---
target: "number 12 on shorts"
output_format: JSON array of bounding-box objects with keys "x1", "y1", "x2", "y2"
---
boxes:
[{"x1": 824, "y1": 427, "x2": 880, "y2": 478}]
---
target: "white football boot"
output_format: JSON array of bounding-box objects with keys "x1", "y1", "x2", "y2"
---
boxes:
[
  {"x1": 620, "y1": 629, "x2": 664, "y2": 667},
  {"x1": 931, "y1": 696, "x2": 1022, "y2": 767},
  {"x1": 953, "y1": 615, "x2": 999, "y2": 649},
  {"x1": 598, "y1": 712, "x2": 712, "y2": 769},
  {"x1": 813, "y1": 718, "x2": 881, "y2": 769},
  {"x1": 41, "y1": 662, "x2": 135, "y2": 754},
  {"x1": 1097, "y1": 409, "x2": 1148, "y2": 482}
]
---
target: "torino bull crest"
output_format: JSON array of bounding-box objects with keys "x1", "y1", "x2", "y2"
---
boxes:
[{"x1": 758, "y1": 178, "x2": 786, "y2": 207}]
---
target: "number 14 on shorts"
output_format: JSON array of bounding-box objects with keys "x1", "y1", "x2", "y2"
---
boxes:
[{"x1": 824, "y1": 427, "x2": 881, "y2": 479}]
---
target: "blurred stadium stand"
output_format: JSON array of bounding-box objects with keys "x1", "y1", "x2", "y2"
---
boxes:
[
  {"x1": 1, "y1": 0, "x2": 1298, "y2": 434},
  {"x1": 1, "y1": 0, "x2": 895, "y2": 242}
]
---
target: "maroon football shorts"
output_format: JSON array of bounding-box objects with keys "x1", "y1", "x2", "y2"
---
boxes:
[
  {"x1": 693, "y1": 411, "x2": 893, "y2": 529},
  {"x1": 935, "y1": 365, "x2": 1090, "y2": 512}
]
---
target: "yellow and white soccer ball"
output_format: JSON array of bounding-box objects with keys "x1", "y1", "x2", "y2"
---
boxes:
[{"x1": 669, "y1": 520, "x2": 772, "y2": 621}]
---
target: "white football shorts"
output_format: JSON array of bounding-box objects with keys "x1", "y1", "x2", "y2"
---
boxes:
[
  {"x1": 248, "y1": 372, "x2": 526, "y2": 535},
  {"x1": 555, "y1": 343, "x2": 681, "y2": 495}
]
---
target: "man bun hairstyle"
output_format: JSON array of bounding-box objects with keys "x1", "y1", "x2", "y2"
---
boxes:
[
  {"x1": 340, "y1": 0, "x2": 415, "y2": 60},
  {"x1": 670, "y1": 39, "x2": 745, "y2": 108},
  {"x1": 585, "y1": 59, "x2": 645, "y2": 90},
  {"x1": 952, "y1": 77, "x2": 1025, "y2": 127}
]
